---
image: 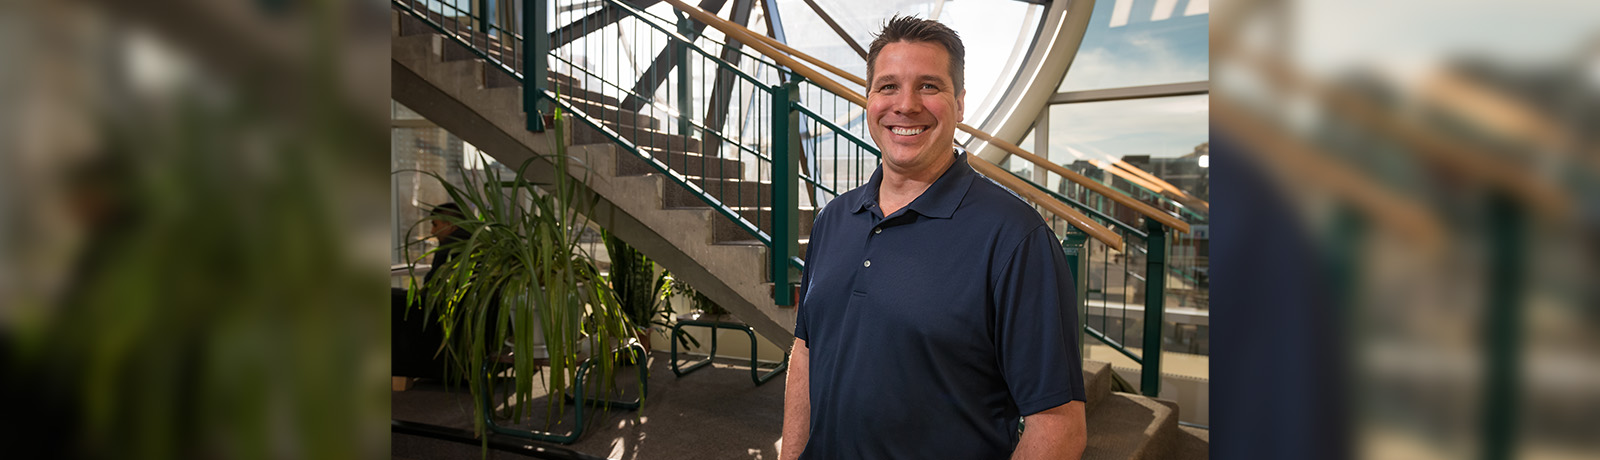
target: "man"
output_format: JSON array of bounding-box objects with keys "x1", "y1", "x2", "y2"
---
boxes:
[
  {"x1": 423, "y1": 202, "x2": 470, "y2": 284},
  {"x1": 780, "y1": 16, "x2": 1087, "y2": 460},
  {"x1": 393, "y1": 202, "x2": 471, "y2": 381}
]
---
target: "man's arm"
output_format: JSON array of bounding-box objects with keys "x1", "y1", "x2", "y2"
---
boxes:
[
  {"x1": 1011, "y1": 400, "x2": 1086, "y2": 460},
  {"x1": 779, "y1": 338, "x2": 811, "y2": 460}
]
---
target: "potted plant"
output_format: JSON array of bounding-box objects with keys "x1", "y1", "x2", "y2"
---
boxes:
[
  {"x1": 401, "y1": 115, "x2": 635, "y2": 440},
  {"x1": 602, "y1": 231, "x2": 674, "y2": 361},
  {"x1": 671, "y1": 278, "x2": 730, "y2": 320}
]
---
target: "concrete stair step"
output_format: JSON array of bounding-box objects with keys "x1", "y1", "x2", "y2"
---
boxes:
[
  {"x1": 392, "y1": 33, "x2": 444, "y2": 68},
  {"x1": 393, "y1": 1, "x2": 519, "y2": 56},
  {"x1": 726, "y1": 240, "x2": 809, "y2": 258},
  {"x1": 616, "y1": 148, "x2": 740, "y2": 178},
  {"x1": 576, "y1": 124, "x2": 704, "y2": 152},
  {"x1": 1084, "y1": 360, "x2": 1114, "y2": 413},
  {"x1": 550, "y1": 96, "x2": 660, "y2": 130},
  {"x1": 396, "y1": 7, "x2": 521, "y2": 68},
  {"x1": 395, "y1": 13, "x2": 611, "y2": 104},
  {"x1": 391, "y1": 29, "x2": 520, "y2": 97},
  {"x1": 546, "y1": 76, "x2": 623, "y2": 108},
  {"x1": 396, "y1": 5, "x2": 460, "y2": 37},
  {"x1": 662, "y1": 177, "x2": 774, "y2": 209},
  {"x1": 1083, "y1": 392, "x2": 1182, "y2": 460},
  {"x1": 711, "y1": 207, "x2": 817, "y2": 243},
  {"x1": 485, "y1": 65, "x2": 521, "y2": 88},
  {"x1": 1173, "y1": 425, "x2": 1209, "y2": 459}
]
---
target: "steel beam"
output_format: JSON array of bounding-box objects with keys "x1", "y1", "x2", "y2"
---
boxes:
[{"x1": 1049, "y1": 81, "x2": 1209, "y2": 104}]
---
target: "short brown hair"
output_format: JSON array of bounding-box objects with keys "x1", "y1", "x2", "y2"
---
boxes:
[{"x1": 865, "y1": 16, "x2": 966, "y2": 95}]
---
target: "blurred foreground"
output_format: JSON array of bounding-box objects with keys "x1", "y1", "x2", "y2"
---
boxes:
[
  {"x1": 0, "y1": 0, "x2": 390, "y2": 458},
  {"x1": 1211, "y1": 1, "x2": 1599, "y2": 460}
]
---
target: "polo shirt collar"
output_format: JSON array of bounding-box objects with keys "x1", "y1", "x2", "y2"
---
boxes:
[{"x1": 851, "y1": 149, "x2": 976, "y2": 219}]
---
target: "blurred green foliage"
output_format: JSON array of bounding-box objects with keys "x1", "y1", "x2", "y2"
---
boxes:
[{"x1": 2, "y1": 1, "x2": 389, "y2": 459}]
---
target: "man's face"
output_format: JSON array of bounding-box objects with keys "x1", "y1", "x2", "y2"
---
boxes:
[
  {"x1": 866, "y1": 40, "x2": 965, "y2": 177},
  {"x1": 429, "y1": 217, "x2": 456, "y2": 239}
]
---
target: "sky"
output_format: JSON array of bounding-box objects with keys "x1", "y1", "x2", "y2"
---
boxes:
[{"x1": 1051, "y1": 0, "x2": 1210, "y2": 161}]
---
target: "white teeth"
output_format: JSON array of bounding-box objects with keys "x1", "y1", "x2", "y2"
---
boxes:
[{"x1": 891, "y1": 126, "x2": 925, "y2": 136}]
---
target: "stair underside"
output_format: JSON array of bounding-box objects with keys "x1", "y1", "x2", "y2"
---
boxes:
[{"x1": 392, "y1": 12, "x2": 797, "y2": 344}]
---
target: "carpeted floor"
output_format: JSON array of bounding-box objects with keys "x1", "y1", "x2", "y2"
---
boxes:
[{"x1": 393, "y1": 351, "x2": 788, "y2": 460}]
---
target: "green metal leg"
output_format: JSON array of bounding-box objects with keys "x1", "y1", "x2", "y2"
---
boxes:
[
  {"x1": 671, "y1": 319, "x2": 788, "y2": 386},
  {"x1": 478, "y1": 342, "x2": 649, "y2": 445}
]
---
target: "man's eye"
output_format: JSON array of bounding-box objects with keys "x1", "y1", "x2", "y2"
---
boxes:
[
  {"x1": 879, "y1": 84, "x2": 897, "y2": 91},
  {"x1": 921, "y1": 83, "x2": 939, "y2": 90}
]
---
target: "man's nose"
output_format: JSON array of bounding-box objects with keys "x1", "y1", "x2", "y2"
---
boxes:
[{"x1": 891, "y1": 92, "x2": 923, "y2": 114}]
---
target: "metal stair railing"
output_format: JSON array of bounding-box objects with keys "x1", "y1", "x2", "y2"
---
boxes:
[
  {"x1": 675, "y1": 0, "x2": 1207, "y2": 228},
  {"x1": 541, "y1": 0, "x2": 896, "y2": 305},
  {"x1": 1002, "y1": 169, "x2": 1176, "y2": 397},
  {"x1": 656, "y1": 0, "x2": 1124, "y2": 247},
  {"x1": 658, "y1": 0, "x2": 1187, "y2": 395},
  {"x1": 394, "y1": 0, "x2": 1186, "y2": 396},
  {"x1": 394, "y1": 0, "x2": 884, "y2": 305}
]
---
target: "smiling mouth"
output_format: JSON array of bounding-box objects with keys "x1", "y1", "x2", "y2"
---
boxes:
[{"x1": 890, "y1": 126, "x2": 926, "y2": 136}]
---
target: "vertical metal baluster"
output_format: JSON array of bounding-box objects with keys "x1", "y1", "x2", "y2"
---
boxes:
[
  {"x1": 1141, "y1": 218, "x2": 1167, "y2": 397},
  {"x1": 1064, "y1": 224, "x2": 1088, "y2": 358},
  {"x1": 525, "y1": 0, "x2": 546, "y2": 131},
  {"x1": 1122, "y1": 229, "x2": 1131, "y2": 351},
  {"x1": 1102, "y1": 233, "x2": 1109, "y2": 341}
]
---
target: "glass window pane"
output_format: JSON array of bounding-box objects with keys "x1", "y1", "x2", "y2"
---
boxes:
[
  {"x1": 773, "y1": 0, "x2": 1041, "y2": 120},
  {"x1": 1058, "y1": 0, "x2": 1209, "y2": 92},
  {"x1": 1047, "y1": 95, "x2": 1208, "y2": 199},
  {"x1": 1004, "y1": 124, "x2": 1038, "y2": 178}
]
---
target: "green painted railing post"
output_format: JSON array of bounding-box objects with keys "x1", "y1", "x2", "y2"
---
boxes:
[
  {"x1": 1141, "y1": 218, "x2": 1167, "y2": 397},
  {"x1": 770, "y1": 80, "x2": 800, "y2": 305},
  {"x1": 478, "y1": 0, "x2": 489, "y2": 32},
  {"x1": 524, "y1": 0, "x2": 549, "y2": 132},
  {"x1": 1483, "y1": 192, "x2": 1524, "y2": 460},
  {"x1": 674, "y1": 17, "x2": 692, "y2": 136},
  {"x1": 1062, "y1": 228, "x2": 1089, "y2": 358}
]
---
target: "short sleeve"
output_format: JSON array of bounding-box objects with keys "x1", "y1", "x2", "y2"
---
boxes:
[
  {"x1": 793, "y1": 205, "x2": 827, "y2": 343},
  {"x1": 992, "y1": 225, "x2": 1087, "y2": 416},
  {"x1": 794, "y1": 240, "x2": 816, "y2": 342}
]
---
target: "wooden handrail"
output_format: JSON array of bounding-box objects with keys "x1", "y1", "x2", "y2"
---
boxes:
[
  {"x1": 727, "y1": 19, "x2": 869, "y2": 88},
  {"x1": 960, "y1": 127, "x2": 1192, "y2": 233},
  {"x1": 1214, "y1": 97, "x2": 1445, "y2": 253},
  {"x1": 1104, "y1": 160, "x2": 1210, "y2": 214},
  {"x1": 1214, "y1": 27, "x2": 1571, "y2": 221},
  {"x1": 1091, "y1": 159, "x2": 1165, "y2": 194},
  {"x1": 663, "y1": 0, "x2": 1192, "y2": 234},
  {"x1": 968, "y1": 157, "x2": 1124, "y2": 250},
  {"x1": 1113, "y1": 159, "x2": 1176, "y2": 194},
  {"x1": 660, "y1": 0, "x2": 1126, "y2": 248},
  {"x1": 662, "y1": 0, "x2": 866, "y2": 103}
]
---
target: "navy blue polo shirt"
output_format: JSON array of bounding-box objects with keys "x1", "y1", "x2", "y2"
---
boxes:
[{"x1": 794, "y1": 151, "x2": 1086, "y2": 459}]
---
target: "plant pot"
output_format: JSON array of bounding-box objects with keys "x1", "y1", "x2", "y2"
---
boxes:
[{"x1": 614, "y1": 328, "x2": 652, "y2": 366}]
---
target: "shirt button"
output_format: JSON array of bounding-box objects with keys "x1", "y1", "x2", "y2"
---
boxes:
[
  {"x1": 873, "y1": 227, "x2": 882, "y2": 234},
  {"x1": 863, "y1": 260, "x2": 872, "y2": 268}
]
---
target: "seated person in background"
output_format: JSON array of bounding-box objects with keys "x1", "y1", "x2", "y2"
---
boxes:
[{"x1": 393, "y1": 202, "x2": 470, "y2": 381}]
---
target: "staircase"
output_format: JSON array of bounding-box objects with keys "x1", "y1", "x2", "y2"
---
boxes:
[
  {"x1": 392, "y1": 0, "x2": 1206, "y2": 457},
  {"x1": 1082, "y1": 360, "x2": 1208, "y2": 459},
  {"x1": 392, "y1": 5, "x2": 798, "y2": 343}
]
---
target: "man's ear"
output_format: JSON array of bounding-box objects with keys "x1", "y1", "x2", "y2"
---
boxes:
[{"x1": 956, "y1": 89, "x2": 967, "y2": 122}]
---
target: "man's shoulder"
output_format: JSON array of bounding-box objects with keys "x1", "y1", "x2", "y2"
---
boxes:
[{"x1": 962, "y1": 171, "x2": 1050, "y2": 229}]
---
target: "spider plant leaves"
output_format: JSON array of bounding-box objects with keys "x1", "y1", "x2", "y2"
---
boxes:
[{"x1": 399, "y1": 134, "x2": 638, "y2": 441}]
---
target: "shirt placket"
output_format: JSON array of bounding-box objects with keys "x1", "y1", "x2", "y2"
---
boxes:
[{"x1": 850, "y1": 206, "x2": 885, "y2": 295}]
